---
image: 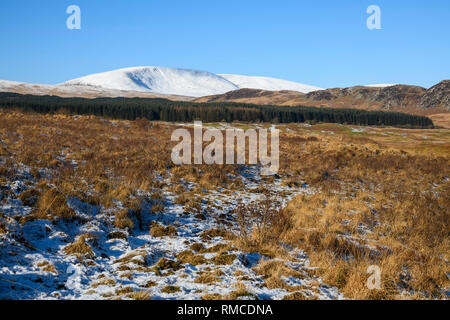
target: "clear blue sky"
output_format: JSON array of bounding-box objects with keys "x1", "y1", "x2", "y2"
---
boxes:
[{"x1": 0, "y1": 0, "x2": 449, "y2": 88}]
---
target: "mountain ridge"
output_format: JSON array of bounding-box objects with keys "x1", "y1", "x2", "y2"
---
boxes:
[{"x1": 195, "y1": 81, "x2": 450, "y2": 113}]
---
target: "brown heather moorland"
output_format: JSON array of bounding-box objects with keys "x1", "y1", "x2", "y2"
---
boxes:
[{"x1": 0, "y1": 109, "x2": 448, "y2": 300}]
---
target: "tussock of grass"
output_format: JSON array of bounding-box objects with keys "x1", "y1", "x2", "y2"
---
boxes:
[
  {"x1": 253, "y1": 260, "x2": 302, "y2": 290},
  {"x1": 190, "y1": 243, "x2": 206, "y2": 252},
  {"x1": 144, "y1": 280, "x2": 157, "y2": 288},
  {"x1": 114, "y1": 210, "x2": 134, "y2": 230},
  {"x1": 150, "y1": 203, "x2": 165, "y2": 214},
  {"x1": 194, "y1": 272, "x2": 219, "y2": 284},
  {"x1": 91, "y1": 279, "x2": 116, "y2": 288},
  {"x1": 175, "y1": 192, "x2": 190, "y2": 205},
  {"x1": 225, "y1": 283, "x2": 257, "y2": 300},
  {"x1": 18, "y1": 188, "x2": 41, "y2": 206},
  {"x1": 200, "y1": 228, "x2": 230, "y2": 241},
  {"x1": 107, "y1": 231, "x2": 128, "y2": 240},
  {"x1": 37, "y1": 261, "x2": 58, "y2": 274},
  {"x1": 203, "y1": 243, "x2": 234, "y2": 253},
  {"x1": 150, "y1": 222, "x2": 177, "y2": 237},
  {"x1": 161, "y1": 285, "x2": 181, "y2": 294},
  {"x1": 155, "y1": 258, "x2": 182, "y2": 271},
  {"x1": 194, "y1": 213, "x2": 206, "y2": 220},
  {"x1": 127, "y1": 290, "x2": 151, "y2": 300},
  {"x1": 64, "y1": 234, "x2": 96, "y2": 260},
  {"x1": 176, "y1": 250, "x2": 207, "y2": 266},
  {"x1": 120, "y1": 272, "x2": 133, "y2": 279},
  {"x1": 115, "y1": 286, "x2": 134, "y2": 296},
  {"x1": 211, "y1": 252, "x2": 236, "y2": 265},
  {"x1": 33, "y1": 188, "x2": 76, "y2": 220},
  {"x1": 201, "y1": 293, "x2": 223, "y2": 300},
  {"x1": 114, "y1": 251, "x2": 146, "y2": 266},
  {"x1": 0, "y1": 221, "x2": 6, "y2": 234},
  {"x1": 283, "y1": 292, "x2": 308, "y2": 300}
]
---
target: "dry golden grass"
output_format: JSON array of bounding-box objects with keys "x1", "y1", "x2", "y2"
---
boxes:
[
  {"x1": 225, "y1": 282, "x2": 257, "y2": 300},
  {"x1": 37, "y1": 261, "x2": 58, "y2": 274},
  {"x1": 32, "y1": 188, "x2": 76, "y2": 220},
  {"x1": 254, "y1": 124, "x2": 448, "y2": 299},
  {"x1": 150, "y1": 222, "x2": 178, "y2": 237},
  {"x1": 155, "y1": 258, "x2": 182, "y2": 271},
  {"x1": 161, "y1": 285, "x2": 181, "y2": 293},
  {"x1": 127, "y1": 290, "x2": 151, "y2": 300},
  {"x1": 211, "y1": 252, "x2": 237, "y2": 265},
  {"x1": 283, "y1": 292, "x2": 309, "y2": 300},
  {"x1": 0, "y1": 221, "x2": 6, "y2": 234},
  {"x1": 64, "y1": 234, "x2": 96, "y2": 260},
  {"x1": 91, "y1": 278, "x2": 116, "y2": 288},
  {"x1": 194, "y1": 272, "x2": 220, "y2": 284},
  {"x1": 115, "y1": 286, "x2": 134, "y2": 296},
  {"x1": 18, "y1": 188, "x2": 41, "y2": 206},
  {"x1": 0, "y1": 110, "x2": 448, "y2": 300},
  {"x1": 200, "y1": 228, "x2": 231, "y2": 241},
  {"x1": 114, "y1": 209, "x2": 134, "y2": 230},
  {"x1": 429, "y1": 113, "x2": 450, "y2": 128},
  {"x1": 176, "y1": 250, "x2": 207, "y2": 265}
]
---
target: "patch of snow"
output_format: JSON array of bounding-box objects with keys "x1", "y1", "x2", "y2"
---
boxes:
[
  {"x1": 219, "y1": 74, "x2": 322, "y2": 93},
  {"x1": 0, "y1": 162, "x2": 339, "y2": 300},
  {"x1": 364, "y1": 84, "x2": 397, "y2": 88}
]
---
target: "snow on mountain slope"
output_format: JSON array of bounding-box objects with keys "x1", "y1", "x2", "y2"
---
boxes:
[
  {"x1": 63, "y1": 67, "x2": 240, "y2": 97},
  {"x1": 0, "y1": 80, "x2": 192, "y2": 100},
  {"x1": 3, "y1": 67, "x2": 322, "y2": 98},
  {"x1": 219, "y1": 74, "x2": 322, "y2": 93}
]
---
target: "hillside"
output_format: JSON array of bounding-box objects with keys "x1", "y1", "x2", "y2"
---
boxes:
[
  {"x1": 0, "y1": 92, "x2": 434, "y2": 128},
  {"x1": 195, "y1": 81, "x2": 450, "y2": 125},
  {"x1": 0, "y1": 80, "x2": 193, "y2": 101}
]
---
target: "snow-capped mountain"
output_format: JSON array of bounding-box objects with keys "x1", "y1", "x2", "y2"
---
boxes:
[
  {"x1": 219, "y1": 74, "x2": 322, "y2": 93},
  {"x1": 1, "y1": 66, "x2": 323, "y2": 98},
  {"x1": 62, "y1": 67, "x2": 240, "y2": 97},
  {"x1": 62, "y1": 66, "x2": 321, "y2": 97}
]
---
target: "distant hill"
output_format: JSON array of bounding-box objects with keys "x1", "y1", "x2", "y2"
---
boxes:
[
  {"x1": 195, "y1": 81, "x2": 450, "y2": 118},
  {"x1": 0, "y1": 92, "x2": 434, "y2": 128},
  {"x1": 0, "y1": 80, "x2": 193, "y2": 101}
]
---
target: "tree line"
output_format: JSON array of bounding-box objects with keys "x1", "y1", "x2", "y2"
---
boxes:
[{"x1": 0, "y1": 92, "x2": 434, "y2": 128}]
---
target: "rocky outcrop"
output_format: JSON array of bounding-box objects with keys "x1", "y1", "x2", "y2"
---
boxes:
[{"x1": 420, "y1": 80, "x2": 450, "y2": 110}]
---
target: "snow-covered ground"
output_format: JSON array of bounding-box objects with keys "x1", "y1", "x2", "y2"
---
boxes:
[{"x1": 0, "y1": 164, "x2": 343, "y2": 300}]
